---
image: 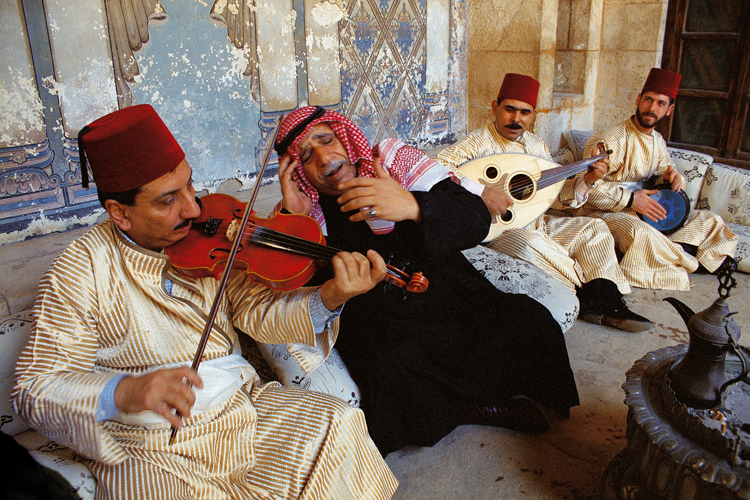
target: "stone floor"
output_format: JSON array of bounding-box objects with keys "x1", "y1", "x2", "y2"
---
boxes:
[
  {"x1": 1, "y1": 180, "x2": 748, "y2": 499},
  {"x1": 385, "y1": 271, "x2": 750, "y2": 499}
]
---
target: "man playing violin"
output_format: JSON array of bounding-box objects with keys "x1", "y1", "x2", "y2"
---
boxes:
[
  {"x1": 275, "y1": 106, "x2": 580, "y2": 456},
  {"x1": 12, "y1": 104, "x2": 398, "y2": 500},
  {"x1": 436, "y1": 73, "x2": 652, "y2": 332},
  {"x1": 579, "y1": 68, "x2": 737, "y2": 291}
]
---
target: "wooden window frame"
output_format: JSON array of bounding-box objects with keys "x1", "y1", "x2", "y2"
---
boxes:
[{"x1": 659, "y1": 0, "x2": 750, "y2": 169}]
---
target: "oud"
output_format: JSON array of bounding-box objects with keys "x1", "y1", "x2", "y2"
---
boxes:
[{"x1": 456, "y1": 144, "x2": 609, "y2": 242}]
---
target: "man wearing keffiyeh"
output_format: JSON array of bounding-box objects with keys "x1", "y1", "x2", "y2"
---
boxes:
[{"x1": 273, "y1": 106, "x2": 580, "y2": 456}]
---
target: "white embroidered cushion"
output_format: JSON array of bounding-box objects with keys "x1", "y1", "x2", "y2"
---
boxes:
[
  {"x1": 726, "y1": 223, "x2": 750, "y2": 274},
  {"x1": 254, "y1": 343, "x2": 361, "y2": 407},
  {"x1": 698, "y1": 163, "x2": 750, "y2": 226},
  {"x1": 0, "y1": 311, "x2": 33, "y2": 436},
  {"x1": 551, "y1": 147, "x2": 575, "y2": 166},
  {"x1": 13, "y1": 430, "x2": 97, "y2": 500},
  {"x1": 461, "y1": 245, "x2": 579, "y2": 333},
  {"x1": 667, "y1": 147, "x2": 712, "y2": 210}
]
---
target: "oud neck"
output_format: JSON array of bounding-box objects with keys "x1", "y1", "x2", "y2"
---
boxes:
[{"x1": 538, "y1": 153, "x2": 606, "y2": 189}]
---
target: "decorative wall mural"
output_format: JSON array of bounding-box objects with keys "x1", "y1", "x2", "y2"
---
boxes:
[
  {"x1": 105, "y1": 0, "x2": 168, "y2": 107},
  {"x1": 0, "y1": 0, "x2": 466, "y2": 241}
]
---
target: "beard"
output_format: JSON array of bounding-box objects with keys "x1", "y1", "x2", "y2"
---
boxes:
[{"x1": 635, "y1": 107, "x2": 665, "y2": 129}]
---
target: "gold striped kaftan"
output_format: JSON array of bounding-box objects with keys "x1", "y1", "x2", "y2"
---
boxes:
[
  {"x1": 580, "y1": 118, "x2": 737, "y2": 291},
  {"x1": 11, "y1": 220, "x2": 397, "y2": 500},
  {"x1": 436, "y1": 120, "x2": 630, "y2": 293}
]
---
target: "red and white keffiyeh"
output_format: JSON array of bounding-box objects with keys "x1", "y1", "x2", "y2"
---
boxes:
[{"x1": 276, "y1": 106, "x2": 456, "y2": 234}]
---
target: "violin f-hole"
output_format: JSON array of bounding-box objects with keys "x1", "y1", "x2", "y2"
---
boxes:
[{"x1": 209, "y1": 245, "x2": 243, "y2": 260}]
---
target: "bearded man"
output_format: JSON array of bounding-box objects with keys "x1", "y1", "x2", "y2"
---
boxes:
[{"x1": 579, "y1": 68, "x2": 737, "y2": 290}]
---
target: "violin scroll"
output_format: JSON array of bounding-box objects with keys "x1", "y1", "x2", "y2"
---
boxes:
[{"x1": 382, "y1": 264, "x2": 428, "y2": 293}]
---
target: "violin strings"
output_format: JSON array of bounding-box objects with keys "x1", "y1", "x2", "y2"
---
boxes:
[
  {"x1": 240, "y1": 225, "x2": 409, "y2": 281},
  {"x1": 245, "y1": 225, "x2": 340, "y2": 260}
]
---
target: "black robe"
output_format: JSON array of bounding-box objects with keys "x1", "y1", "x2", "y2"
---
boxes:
[{"x1": 314, "y1": 178, "x2": 579, "y2": 455}]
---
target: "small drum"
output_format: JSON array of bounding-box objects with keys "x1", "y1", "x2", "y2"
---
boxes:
[{"x1": 638, "y1": 183, "x2": 690, "y2": 234}]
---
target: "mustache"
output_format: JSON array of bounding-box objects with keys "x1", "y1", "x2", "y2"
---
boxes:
[
  {"x1": 505, "y1": 123, "x2": 523, "y2": 130},
  {"x1": 321, "y1": 159, "x2": 345, "y2": 178},
  {"x1": 174, "y1": 219, "x2": 193, "y2": 230}
]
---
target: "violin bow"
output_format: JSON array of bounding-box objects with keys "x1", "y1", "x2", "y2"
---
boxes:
[{"x1": 170, "y1": 114, "x2": 284, "y2": 444}]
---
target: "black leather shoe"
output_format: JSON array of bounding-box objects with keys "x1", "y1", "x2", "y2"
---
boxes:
[
  {"x1": 578, "y1": 278, "x2": 653, "y2": 333},
  {"x1": 464, "y1": 395, "x2": 550, "y2": 433},
  {"x1": 580, "y1": 299, "x2": 653, "y2": 333}
]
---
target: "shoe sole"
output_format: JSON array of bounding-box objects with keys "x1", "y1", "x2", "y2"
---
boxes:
[{"x1": 580, "y1": 312, "x2": 653, "y2": 333}]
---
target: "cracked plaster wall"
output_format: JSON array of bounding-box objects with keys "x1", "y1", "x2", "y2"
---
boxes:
[{"x1": 0, "y1": 0, "x2": 465, "y2": 243}]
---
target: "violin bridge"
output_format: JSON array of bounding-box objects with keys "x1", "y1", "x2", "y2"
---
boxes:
[{"x1": 226, "y1": 219, "x2": 239, "y2": 242}]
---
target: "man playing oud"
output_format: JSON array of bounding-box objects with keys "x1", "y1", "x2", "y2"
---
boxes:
[{"x1": 437, "y1": 73, "x2": 651, "y2": 332}]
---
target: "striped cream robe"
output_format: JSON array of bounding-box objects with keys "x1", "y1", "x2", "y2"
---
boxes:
[
  {"x1": 436, "y1": 120, "x2": 630, "y2": 293},
  {"x1": 11, "y1": 220, "x2": 397, "y2": 500},
  {"x1": 581, "y1": 118, "x2": 737, "y2": 291}
]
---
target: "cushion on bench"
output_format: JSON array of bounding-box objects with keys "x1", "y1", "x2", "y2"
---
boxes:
[
  {"x1": 254, "y1": 342, "x2": 361, "y2": 407},
  {"x1": 698, "y1": 162, "x2": 750, "y2": 226},
  {"x1": 667, "y1": 148, "x2": 712, "y2": 210},
  {"x1": 0, "y1": 311, "x2": 96, "y2": 499},
  {"x1": 461, "y1": 245, "x2": 579, "y2": 333},
  {"x1": 0, "y1": 311, "x2": 33, "y2": 436},
  {"x1": 727, "y1": 222, "x2": 750, "y2": 274}
]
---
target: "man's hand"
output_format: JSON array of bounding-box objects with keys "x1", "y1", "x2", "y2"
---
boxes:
[
  {"x1": 114, "y1": 367, "x2": 203, "y2": 429},
  {"x1": 584, "y1": 148, "x2": 609, "y2": 186},
  {"x1": 480, "y1": 186, "x2": 512, "y2": 217},
  {"x1": 320, "y1": 250, "x2": 387, "y2": 310},
  {"x1": 663, "y1": 166, "x2": 685, "y2": 191},
  {"x1": 279, "y1": 154, "x2": 313, "y2": 215},
  {"x1": 337, "y1": 158, "x2": 422, "y2": 223},
  {"x1": 631, "y1": 189, "x2": 667, "y2": 222}
]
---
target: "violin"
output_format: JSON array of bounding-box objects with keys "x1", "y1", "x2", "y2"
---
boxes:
[{"x1": 165, "y1": 193, "x2": 429, "y2": 293}]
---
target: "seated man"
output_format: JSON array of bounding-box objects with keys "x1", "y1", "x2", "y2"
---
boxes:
[
  {"x1": 579, "y1": 68, "x2": 738, "y2": 290},
  {"x1": 275, "y1": 106, "x2": 580, "y2": 456},
  {"x1": 436, "y1": 73, "x2": 652, "y2": 332},
  {"x1": 11, "y1": 104, "x2": 398, "y2": 500}
]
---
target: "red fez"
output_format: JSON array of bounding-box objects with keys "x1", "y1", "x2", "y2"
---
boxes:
[
  {"x1": 496, "y1": 73, "x2": 540, "y2": 108},
  {"x1": 641, "y1": 68, "x2": 681, "y2": 100},
  {"x1": 79, "y1": 104, "x2": 185, "y2": 192}
]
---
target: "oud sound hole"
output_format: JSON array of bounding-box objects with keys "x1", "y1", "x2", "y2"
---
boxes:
[
  {"x1": 484, "y1": 165, "x2": 499, "y2": 180},
  {"x1": 500, "y1": 209, "x2": 513, "y2": 222},
  {"x1": 508, "y1": 173, "x2": 534, "y2": 201}
]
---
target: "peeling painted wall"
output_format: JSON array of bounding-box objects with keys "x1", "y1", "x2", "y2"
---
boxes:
[{"x1": 0, "y1": 0, "x2": 468, "y2": 243}]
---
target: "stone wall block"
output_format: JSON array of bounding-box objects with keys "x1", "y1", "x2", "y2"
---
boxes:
[
  {"x1": 601, "y1": 3, "x2": 663, "y2": 52},
  {"x1": 469, "y1": 0, "x2": 543, "y2": 52}
]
